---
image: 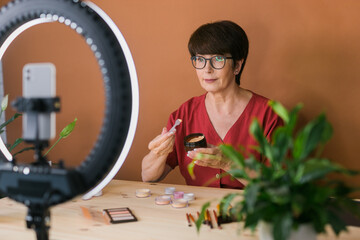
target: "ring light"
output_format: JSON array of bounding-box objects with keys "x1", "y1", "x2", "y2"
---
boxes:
[{"x1": 0, "y1": 0, "x2": 138, "y2": 211}]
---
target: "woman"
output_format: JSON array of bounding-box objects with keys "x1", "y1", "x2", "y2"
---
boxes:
[{"x1": 141, "y1": 20, "x2": 282, "y2": 189}]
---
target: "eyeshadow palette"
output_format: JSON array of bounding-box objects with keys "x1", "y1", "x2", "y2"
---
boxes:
[{"x1": 103, "y1": 207, "x2": 138, "y2": 224}]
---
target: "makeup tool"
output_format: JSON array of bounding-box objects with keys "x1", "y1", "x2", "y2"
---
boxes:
[
  {"x1": 213, "y1": 210, "x2": 222, "y2": 229},
  {"x1": 103, "y1": 207, "x2": 137, "y2": 224},
  {"x1": 206, "y1": 209, "x2": 213, "y2": 229},
  {"x1": 189, "y1": 213, "x2": 196, "y2": 224},
  {"x1": 169, "y1": 119, "x2": 182, "y2": 133},
  {"x1": 186, "y1": 213, "x2": 192, "y2": 227}
]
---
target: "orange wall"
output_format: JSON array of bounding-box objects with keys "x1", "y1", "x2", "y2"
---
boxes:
[{"x1": 1, "y1": 0, "x2": 360, "y2": 187}]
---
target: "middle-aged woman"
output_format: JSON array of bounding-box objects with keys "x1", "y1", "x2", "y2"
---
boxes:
[{"x1": 141, "y1": 20, "x2": 282, "y2": 189}]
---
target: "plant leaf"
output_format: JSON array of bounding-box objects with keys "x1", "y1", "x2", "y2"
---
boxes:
[
  {"x1": 220, "y1": 193, "x2": 239, "y2": 217},
  {"x1": 293, "y1": 114, "x2": 333, "y2": 160},
  {"x1": 195, "y1": 202, "x2": 210, "y2": 233},
  {"x1": 220, "y1": 144, "x2": 245, "y2": 168},
  {"x1": 1, "y1": 94, "x2": 8, "y2": 112},
  {"x1": 0, "y1": 113, "x2": 22, "y2": 130},
  {"x1": 60, "y1": 117, "x2": 77, "y2": 138},
  {"x1": 187, "y1": 160, "x2": 196, "y2": 180},
  {"x1": 250, "y1": 118, "x2": 274, "y2": 163},
  {"x1": 269, "y1": 100, "x2": 289, "y2": 124},
  {"x1": 13, "y1": 146, "x2": 35, "y2": 156},
  {"x1": 326, "y1": 209, "x2": 348, "y2": 235},
  {"x1": 273, "y1": 213, "x2": 293, "y2": 240},
  {"x1": 44, "y1": 118, "x2": 78, "y2": 157},
  {"x1": 299, "y1": 158, "x2": 342, "y2": 184},
  {"x1": 244, "y1": 183, "x2": 260, "y2": 212},
  {"x1": 271, "y1": 126, "x2": 292, "y2": 163},
  {"x1": 8, "y1": 138, "x2": 23, "y2": 152}
]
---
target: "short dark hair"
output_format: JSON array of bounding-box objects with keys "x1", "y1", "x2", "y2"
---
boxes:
[{"x1": 188, "y1": 20, "x2": 249, "y2": 85}]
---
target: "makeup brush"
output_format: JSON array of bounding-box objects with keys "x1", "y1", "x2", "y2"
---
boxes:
[
  {"x1": 169, "y1": 119, "x2": 182, "y2": 133},
  {"x1": 186, "y1": 213, "x2": 192, "y2": 227}
]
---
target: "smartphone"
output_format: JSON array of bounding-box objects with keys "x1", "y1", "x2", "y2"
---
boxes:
[{"x1": 22, "y1": 63, "x2": 56, "y2": 141}]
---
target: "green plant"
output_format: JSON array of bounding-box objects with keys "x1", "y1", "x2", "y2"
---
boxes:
[
  {"x1": 195, "y1": 101, "x2": 360, "y2": 240},
  {"x1": 0, "y1": 94, "x2": 77, "y2": 157}
]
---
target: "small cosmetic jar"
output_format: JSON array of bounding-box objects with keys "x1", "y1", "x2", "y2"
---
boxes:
[
  {"x1": 171, "y1": 199, "x2": 188, "y2": 208},
  {"x1": 155, "y1": 195, "x2": 172, "y2": 205},
  {"x1": 183, "y1": 193, "x2": 195, "y2": 201},
  {"x1": 164, "y1": 187, "x2": 176, "y2": 195},
  {"x1": 173, "y1": 191, "x2": 184, "y2": 199},
  {"x1": 135, "y1": 188, "x2": 151, "y2": 198},
  {"x1": 184, "y1": 133, "x2": 207, "y2": 152}
]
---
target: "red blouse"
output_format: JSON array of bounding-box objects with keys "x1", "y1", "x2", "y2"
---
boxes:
[{"x1": 166, "y1": 92, "x2": 282, "y2": 189}]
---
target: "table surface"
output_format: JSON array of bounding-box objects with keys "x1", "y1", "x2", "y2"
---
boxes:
[{"x1": 0, "y1": 180, "x2": 359, "y2": 240}]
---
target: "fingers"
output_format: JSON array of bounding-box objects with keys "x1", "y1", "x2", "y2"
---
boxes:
[
  {"x1": 187, "y1": 147, "x2": 230, "y2": 170},
  {"x1": 153, "y1": 136, "x2": 175, "y2": 155},
  {"x1": 186, "y1": 146, "x2": 220, "y2": 159},
  {"x1": 148, "y1": 128, "x2": 174, "y2": 150},
  {"x1": 148, "y1": 128, "x2": 176, "y2": 156}
]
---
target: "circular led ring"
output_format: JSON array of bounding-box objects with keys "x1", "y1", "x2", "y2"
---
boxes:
[{"x1": 0, "y1": 0, "x2": 139, "y2": 205}]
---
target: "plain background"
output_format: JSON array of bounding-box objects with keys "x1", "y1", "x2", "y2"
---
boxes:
[{"x1": 1, "y1": 0, "x2": 360, "y2": 189}]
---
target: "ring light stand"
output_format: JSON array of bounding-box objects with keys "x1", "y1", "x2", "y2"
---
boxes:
[{"x1": 0, "y1": 0, "x2": 139, "y2": 239}]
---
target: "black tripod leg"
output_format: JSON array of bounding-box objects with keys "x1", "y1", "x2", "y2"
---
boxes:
[{"x1": 26, "y1": 205, "x2": 50, "y2": 240}]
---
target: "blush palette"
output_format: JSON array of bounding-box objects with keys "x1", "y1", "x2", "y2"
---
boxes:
[{"x1": 103, "y1": 207, "x2": 137, "y2": 224}]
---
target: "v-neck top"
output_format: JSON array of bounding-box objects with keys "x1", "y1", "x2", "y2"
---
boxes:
[{"x1": 166, "y1": 92, "x2": 282, "y2": 189}]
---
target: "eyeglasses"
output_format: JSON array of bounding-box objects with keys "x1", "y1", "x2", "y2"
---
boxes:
[{"x1": 191, "y1": 55, "x2": 233, "y2": 69}]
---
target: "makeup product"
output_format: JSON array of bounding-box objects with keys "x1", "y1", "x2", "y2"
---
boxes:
[
  {"x1": 155, "y1": 195, "x2": 171, "y2": 205},
  {"x1": 171, "y1": 199, "x2": 188, "y2": 208},
  {"x1": 189, "y1": 213, "x2": 196, "y2": 224},
  {"x1": 183, "y1": 192, "x2": 195, "y2": 201},
  {"x1": 135, "y1": 188, "x2": 151, "y2": 198},
  {"x1": 206, "y1": 209, "x2": 213, "y2": 229},
  {"x1": 204, "y1": 210, "x2": 210, "y2": 227},
  {"x1": 213, "y1": 210, "x2": 222, "y2": 229},
  {"x1": 164, "y1": 187, "x2": 175, "y2": 195},
  {"x1": 103, "y1": 207, "x2": 137, "y2": 224},
  {"x1": 184, "y1": 133, "x2": 207, "y2": 152},
  {"x1": 173, "y1": 191, "x2": 184, "y2": 199},
  {"x1": 80, "y1": 206, "x2": 108, "y2": 224},
  {"x1": 186, "y1": 213, "x2": 192, "y2": 227},
  {"x1": 169, "y1": 119, "x2": 182, "y2": 133}
]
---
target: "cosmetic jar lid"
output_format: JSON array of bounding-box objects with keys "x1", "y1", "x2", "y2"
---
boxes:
[
  {"x1": 173, "y1": 191, "x2": 184, "y2": 199},
  {"x1": 171, "y1": 199, "x2": 188, "y2": 208},
  {"x1": 183, "y1": 193, "x2": 195, "y2": 201},
  {"x1": 155, "y1": 195, "x2": 172, "y2": 205},
  {"x1": 164, "y1": 187, "x2": 176, "y2": 195},
  {"x1": 135, "y1": 188, "x2": 151, "y2": 198}
]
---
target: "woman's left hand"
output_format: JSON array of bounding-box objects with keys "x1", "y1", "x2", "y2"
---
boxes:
[{"x1": 187, "y1": 144, "x2": 231, "y2": 171}]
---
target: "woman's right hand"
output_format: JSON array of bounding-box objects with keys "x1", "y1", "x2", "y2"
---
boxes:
[
  {"x1": 142, "y1": 127, "x2": 175, "y2": 182},
  {"x1": 148, "y1": 127, "x2": 176, "y2": 157}
]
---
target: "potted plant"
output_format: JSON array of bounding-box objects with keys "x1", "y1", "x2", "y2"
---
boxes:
[{"x1": 195, "y1": 101, "x2": 360, "y2": 240}]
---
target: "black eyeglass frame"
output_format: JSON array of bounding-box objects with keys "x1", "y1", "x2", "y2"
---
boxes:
[{"x1": 190, "y1": 55, "x2": 234, "y2": 69}]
